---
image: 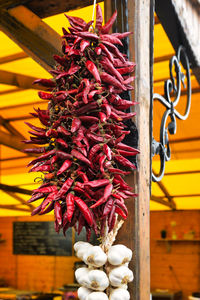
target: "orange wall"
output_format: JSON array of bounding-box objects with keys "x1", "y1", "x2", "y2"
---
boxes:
[
  {"x1": 150, "y1": 210, "x2": 200, "y2": 300},
  {"x1": 0, "y1": 215, "x2": 79, "y2": 292}
]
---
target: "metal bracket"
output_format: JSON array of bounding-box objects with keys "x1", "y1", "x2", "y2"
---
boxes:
[{"x1": 152, "y1": 46, "x2": 191, "y2": 182}]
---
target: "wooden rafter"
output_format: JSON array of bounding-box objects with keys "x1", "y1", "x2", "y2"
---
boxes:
[
  {"x1": 0, "y1": 115, "x2": 24, "y2": 138},
  {"x1": 0, "y1": 183, "x2": 32, "y2": 195},
  {"x1": 0, "y1": 204, "x2": 30, "y2": 212},
  {"x1": 0, "y1": 129, "x2": 36, "y2": 153},
  {"x1": 151, "y1": 195, "x2": 175, "y2": 209},
  {"x1": 0, "y1": 5, "x2": 62, "y2": 72},
  {"x1": 0, "y1": 52, "x2": 27, "y2": 64},
  {"x1": 0, "y1": 70, "x2": 46, "y2": 90},
  {"x1": 5, "y1": 191, "x2": 33, "y2": 211}
]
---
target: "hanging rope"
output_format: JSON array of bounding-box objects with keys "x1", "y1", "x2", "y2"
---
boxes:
[{"x1": 91, "y1": 0, "x2": 97, "y2": 22}]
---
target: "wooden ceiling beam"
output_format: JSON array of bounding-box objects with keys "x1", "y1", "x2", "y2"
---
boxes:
[
  {"x1": 5, "y1": 191, "x2": 33, "y2": 210},
  {"x1": 0, "y1": 204, "x2": 31, "y2": 212},
  {"x1": 0, "y1": 69, "x2": 46, "y2": 90},
  {"x1": 0, "y1": 129, "x2": 36, "y2": 153},
  {"x1": 150, "y1": 195, "x2": 175, "y2": 209},
  {"x1": 25, "y1": 0, "x2": 102, "y2": 18},
  {"x1": 0, "y1": 115, "x2": 24, "y2": 138},
  {"x1": 0, "y1": 0, "x2": 29, "y2": 9},
  {"x1": 0, "y1": 5, "x2": 62, "y2": 72},
  {"x1": 0, "y1": 183, "x2": 32, "y2": 195},
  {"x1": 0, "y1": 52, "x2": 27, "y2": 64}
]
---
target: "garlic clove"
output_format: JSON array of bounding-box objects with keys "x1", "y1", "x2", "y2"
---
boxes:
[
  {"x1": 109, "y1": 288, "x2": 130, "y2": 300},
  {"x1": 86, "y1": 292, "x2": 109, "y2": 300},
  {"x1": 74, "y1": 241, "x2": 92, "y2": 252},
  {"x1": 75, "y1": 267, "x2": 90, "y2": 286},
  {"x1": 108, "y1": 266, "x2": 134, "y2": 287},
  {"x1": 107, "y1": 244, "x2": 132, "y2": 266},
  {"x1": 87, "y1": 269, "x2": 109, "y2": 291},
  {"x1": 83, "y1": 246, "x2": 107, "y2": 267},
  {"x1": 78, "y1": 287, "x2": 93, "y2": 300},
  {"x1": 75, "y1": 242, "x2": 93, "y2": 260}
]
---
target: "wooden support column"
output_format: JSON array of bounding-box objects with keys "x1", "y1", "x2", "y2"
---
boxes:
[{"x1": 104, "y1": 1, "x2": 151, "y2": 299}]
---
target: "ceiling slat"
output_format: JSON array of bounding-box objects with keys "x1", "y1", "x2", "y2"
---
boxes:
[{"x1": 0, "y1": 5, "x2": 62, "y2": 72}]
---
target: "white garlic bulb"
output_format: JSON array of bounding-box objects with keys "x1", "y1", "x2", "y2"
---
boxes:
[
  {"x1": 74, "y1": 241, "x2": 93, "y2": 260},
  {"x1": 75, "y1": 267, "x2": 90, "y2": 286},
  {"x1": 87, "y1": 269, "x2": 109, "y2": 291},
  {"x1": 109, "y1": 288, "x2": 130, "y2": 300},
  {"x1": 78, "y1": 287, "x2": 93, "y2": 300},
  {"x1": 83, "y1": 246, "x2": 107, "y2": 267},
  {"x1": 107, "y1": 245, "x2": 132, "y2": 266},
  {"x1": 109, "y1": 266, "x2": 134, "y2": 287},
  {"x1": 86, "y1": 292, "x2": 109, "y2": 300}
]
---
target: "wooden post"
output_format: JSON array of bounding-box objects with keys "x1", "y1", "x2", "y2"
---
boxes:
[{"x1": 104, "y1": 1, "x2": 151, "y2": 299}]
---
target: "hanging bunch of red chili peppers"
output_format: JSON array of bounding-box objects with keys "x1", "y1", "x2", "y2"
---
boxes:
[{"x1": 24, "y1": 5, "x2": 139, "y2": 240}]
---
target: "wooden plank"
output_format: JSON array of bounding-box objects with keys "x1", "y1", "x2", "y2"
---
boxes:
[
  {"x1": 0, "y1": 183, "x2": 32, "y2": 195},
  {"x1": 104, "y1": 1, "x2": 151, "y2": 300},
  {"x1": 0, "y1": 204, "x2": 30, "y2": 212},
  {"x1": 0, "y1": 70, "x2": 45, "y2": 90},
  {"x1": 0, "y1": 52, "x2": 27, "y2": 64},
  {"x1": 5, "y1": 191, "x2": 33, "y2": 210},
  {"x1": 150, "y1": 195, "x2": 175, "y2": 209},
  {"x1": 0, "y1": 116, "x2": 24, "y2": 138},
  {"x1": 155, "y1": 0, "x2": 200, "y2": 84},
  {"x1": 0, "y1": 129, "x2": 35, "y2": 153},
  {"x1": 0, "y1": 5, "x2": 62, "y2": 71},
  {"x1": 25, "y1": 0, "x2": 102, "y2": 18}
]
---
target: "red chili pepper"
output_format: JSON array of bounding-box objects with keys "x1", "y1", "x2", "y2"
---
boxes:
[
  {"x1": 95, "y1": 47, "x2": 102, "y2": 55},
  {"x1": 33, "y1": 78, "x2": 56, "y2": 88},
  {"x1": 115, "y1": 134, "x2": 125, "y2": 144},
  {"x1": 74, "y1": 196, "x2": 93, "y2": 226},
  {"x1": 28, "y1": 192, "x2": 44, "y2": 203},
  {"x1": 100, "y1": 34, "x2": 123, "y2": 46},
  {"x1": 87, "y1": 133, "x2": 104, "y2": 143},
  {"x1": 66, "y1": 193, "x2": 75, "y2": 222},
  {"x1": 80, "y1": 40, "x2": 90, "y2": 52},
  {"x1": 71, "y1": 149, "x2": 91, "y2": 166},
  {"x1": 79, "y1": 116, "x2": 99, "y2": 123},
  {"x1": 71, "y1": 117, "x2": 81, "y2": 133},
  {"x1": 103, "y1": 144, "x2": 112, "y2": 160},
  {"x1": 111, "y1": 32, "x2": 132, "y2": 40},
  {"x1": 103, "y1": 198, "x2": 114, "y2": 216},
  {"x1": 54, "y1": 202, "x2": 62, "y2": 225},
  {"x1": 86, "y1": 60, "x2": 101, "y2": 83},
  {"x1": 102, "y1": 40, "x2": 126, "y2": 63},
  {"x1": 78, "y1": 214, "x2": 85, "y2": 235},
  {"x1": 27, "y1": 149, "x2": 56, "y2": 167},
  {"x1": 84, "y1": 179, "x2": 110, "y2": 188},
  {"x1": 100, "y1": 72, "x2": 126, "y2": 91},
  {"x1": 90, "y1": 183, "x2": 113, "y2": 209},
  {"x1": 56, "y1": 138, "x2": 68, "y2": 149},
  {"x1": 108, "y1": 167, "x2": 130, "y2": 175},
  {"x1": 28, "y1": 130, "x2": 46, "y2": 138},
  {"x1": 117, "y1": 149, "x2": 139, "y2": 156},
  {"x1": 99, "y1": 112, "x2": 107, "y2": 122},
  {"x1": 65, "y1": 14, "x2": 87, "y2": 28},
  {"x1": 30, "y1": 164, "x2": 53, "y2": 173},
  {"x1": 24, "y1": 147, "x2": 46, "y2": 154},
  {"x1": 31, "y1": 203, "x2": 42, "y2": 216},
  {"x1": 41, "y1": 191, "x2": 58, "y2": 211},
  {"x1": 101, "y1": 10, "x2": 117, "y2": 34},
  {"x1": 38, "y1": 91, "x2": 53, "y2": 100},
  {"x1": 46, "y1": 129, "x2": 58, "y2": 138},
  {"x1": 25, "y1": 122, "x2": 45, "y2": 133},
  {"x1": 88, "y1": 144, "x2": 101, "y2": 162},
  {"x1": 114, "y1": 155, "x2": 136, "y2": 169},
  {"x1": 39, "y1": 201, "x2": 54, "y2": 215},
  {"x1": 115, "y1": 205, "x2": 127, "y2": 219},
  {"x1": 99, "y1": 43, "x2": 114, "y2": 63},
  {"x1": 95, "y1": 4, "x2": 103, "y2": 30},
  {"x1": 74, "y1": 186, "x2": 92, "y2": 200},
  {"x1": 57, "y1": 178, "x2": 74, "y2": 199},
  {"x1": 57, "y1": 159, "x2": 72, "y2": 176},
  {"x1": 56, "y1": 151, "x2": 72, "y2": 160},
  {"x1": 76, "y1": 31, "x2": 99, "y2": 41},
  {"x1": 34, "y1": 185, "x2": 57, "y2": 194},
  {"x1": 57, "y1": 126, "x2": 71, "y2": 136}
]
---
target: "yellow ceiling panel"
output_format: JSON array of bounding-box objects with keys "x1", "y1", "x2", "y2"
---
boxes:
[
  {"x1": 154, "y1": 23, "x2": 174, "y2": 58},
  {"x1": 0, "y1": 57, "x2": 50, "y2": 78},
  {"x1": 0, "y1": 32, "x2": 23, "y2": 58}
]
